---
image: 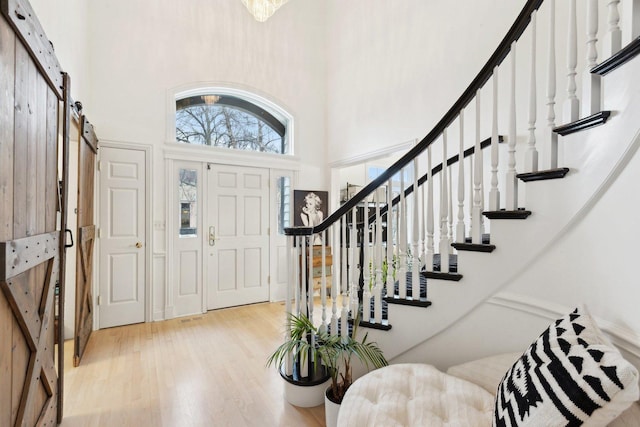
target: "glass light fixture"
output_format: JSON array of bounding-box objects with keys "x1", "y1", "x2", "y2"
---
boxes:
[
  {"x1": 241, "y1": 0, "x2": 289, "y2": 22},
  {"x1": 201, "y1": 95, "x2": 220, "y2": 105}
]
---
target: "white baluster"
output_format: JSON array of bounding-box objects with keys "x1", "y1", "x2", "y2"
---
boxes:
[
  {"x1": 564, "y1": 0, "x2": 580, "y2": 123},
  {"x1": 525, "y1": 11, "x2": 539, "y2": 173},
  {"x1": 398, "y1": 169, "x2": 407, "y2": 297},
  {"x1": 395, "y1": 202, "x2": 400, "y2": 280},
  {"x1": 412, "y1": 158, "x2": 420, "y2": 295},
  {"x1": 300, "y1": 235, "x2": 309, "y2": 377},
  {"x1": 472, "y1": 92, "x2": 484, "y2": 243},
  {"x1": 386, "y1": 178, "x2": 394, "y2": 297},
  {"x1": 489, "y1": 69, "x2": 500, "y2": 211},
  {"x1": 448, "y1": 165, "x2": 454, "y2": 252},
  {"x1": 468, "y1": 153, "x2": 474, "y2": 234},
  {"x1": 426, "y1": 147, "x2": 434, "y2": 271},
  {"x1": 506, "y1": 42, "x2": 519, "y2": 210},
  {"x1": 293, "y1": 236, "x2": 301, "y2": 319},
  {"x1": 307, "y1": 237, "x2": 314, "y2": 338},
  {"x1": 456, "y1": 110, "x2": 466, "y2": 243},
  {"x1": 348, "y1": 207, "x2": 357, "y2": 337},
  {"x1": 547, "y1": 0, "x2": 559, "y2": 169},
  {"x1": 320, "y1": 230, "x2": 328, "y2": 332},
  {"x1": 604, "y1": 0, "x2": 622, "y2": 58},
  {"x1": 362, "y1": 195, "x2": 371, "y2": 322},
  {"x1": 374, "y1": 189, "x2": 383, "y2": 321},
  {"x1": 285, "y1": 235, "x2": 295, "y2": 375},
  {"x1": 341, "y1": 218, "x2": 348, "y2": 337},
  {"x1": 439, "y1": 131, "x2": 450, "y2": 273},
  {"x1": 301, "y1": 235, "x2": 308, "y2": 319},
  {"x1": 331, "y1": 224, "x2": 338, "y2": 335},
  {"x1": 583, "y1": 0, "x2": 601, "y2": 117},
  {"x1": 420, "y1": 177, "x2": 426, "y2": 267}
]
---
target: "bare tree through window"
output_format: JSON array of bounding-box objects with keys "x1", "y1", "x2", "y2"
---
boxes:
[{"x1": 175, "y1": 95, "x2": 286, "y2": 154}]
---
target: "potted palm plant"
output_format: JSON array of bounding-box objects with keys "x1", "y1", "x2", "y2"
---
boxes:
[{"x1": 267, "y1": 310, "x2": 388, "y2": 427}]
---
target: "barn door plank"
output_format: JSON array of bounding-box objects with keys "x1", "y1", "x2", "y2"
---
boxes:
[
  {"x1": 0, "y1": 0, "x2": 63, "y2": 98},
  {"x1": 0, "y1": 14, "x2": 15, "y2": 427},
  {"x1": 45, "y1": 88, "x2": 57, "y2": 231},
  {"x1": 13, "y1": 41, "x2": 28, "y2": 240},
  {"x1": 74, "y1": 115, "x2": 97, "y2": 367},
  {"x1": 57, "y1": 72, "x2": 72, "y2": 423},
  {"x1": 0, "y1": 11, "x2": 14, "y2": 238},
  {"x1": 74, "y1": 225, "x2": 94, "y2": 366}
]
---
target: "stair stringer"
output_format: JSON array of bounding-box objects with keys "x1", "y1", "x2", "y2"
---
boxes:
[{"x1": 364, "y1": 54, "x2": 640, "y2": 362}]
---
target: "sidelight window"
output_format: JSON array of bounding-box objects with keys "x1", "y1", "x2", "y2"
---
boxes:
[{"x1": 178, "y1": 168, "x2": 198, "y2": 236}]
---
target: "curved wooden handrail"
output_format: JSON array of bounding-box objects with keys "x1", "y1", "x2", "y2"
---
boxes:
[{"x1": 285, "y1": 0, "x2": 544, "y2": 237}]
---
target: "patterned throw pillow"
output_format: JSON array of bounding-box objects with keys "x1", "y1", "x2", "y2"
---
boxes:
[{"x1": 493, "y1": 306, "x2": 639, "y2": 426}]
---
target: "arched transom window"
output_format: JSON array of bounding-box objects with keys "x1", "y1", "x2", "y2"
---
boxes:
[{"x1": 175, "y1": 93, "x2": 289, "y2": 154}]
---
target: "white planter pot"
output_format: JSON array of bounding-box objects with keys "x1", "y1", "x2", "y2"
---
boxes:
[
  {"x1": 283, "y1": 377, "x2": 330, "y2": 408},
  {"x1": 324, "y1": 387, "x2": 341, "y2": 427}
]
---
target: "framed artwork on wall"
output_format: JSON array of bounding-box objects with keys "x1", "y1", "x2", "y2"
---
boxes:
[{"x1": 293, "y1": 189, "x2": 329, "y2": 245}]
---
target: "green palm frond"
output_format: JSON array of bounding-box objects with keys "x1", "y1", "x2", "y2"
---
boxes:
[{"x1": 267, "y1": 310, "x2": 389, "y2": 403}]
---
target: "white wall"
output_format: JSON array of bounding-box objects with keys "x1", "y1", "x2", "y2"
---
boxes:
[
  {"x1": 325, "y1": 0, "x2": 525, "y2": 163},
  {"x1": 30, "y1": 0, "x2": 90, "y2": 105}
]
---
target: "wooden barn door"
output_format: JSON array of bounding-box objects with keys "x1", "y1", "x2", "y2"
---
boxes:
[
  {"x1": 74, "y1": 117, "x2": 97, "y2": 366},
  {"x1": 0, "y1": 1, "x2": 68, "y2": 425}
]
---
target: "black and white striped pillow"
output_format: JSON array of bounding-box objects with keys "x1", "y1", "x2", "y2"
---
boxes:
[{"x1": 493, "y1": 306, "x2": 639, "y2": 426}]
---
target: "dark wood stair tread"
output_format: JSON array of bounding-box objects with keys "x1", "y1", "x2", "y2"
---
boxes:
[
  {"x1": 452, "y1": 242, "x2": 496, "y2": 252},
  {"x1": 483, "y1": 209, "x2": 532, "y2": 220},
  {"x1": 553, "y1": 111, "x2": 610, "y2": 136},
  {"x1": 591, "y1": 36, "x2": 640, "y2": 76},
  {"x1": 357, "y1": 319, "x2": 392, "y2": 331},
  {"x1": 517, "y1": 168, "x2": 570, "y2": 182},
  {"x1": 384, "y1": 296, "x2": 432, "y2": 308},
  {"x1": 422, "y1": 271, "x2": 463, "y2": 281},
  {"x1": 332, "y1": 317, "x2": 393, "y2": 334}
]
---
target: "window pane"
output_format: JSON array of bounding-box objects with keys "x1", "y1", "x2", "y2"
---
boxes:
[
  {"x1": 179, "y1": 169, "x2": 197, "y2": 236},
  {"x1": 176, "y1": 94, "x2": 287, "y2": 154},
  {"x1": 277, "y1": 176, "x2": 291, "y2": 234}
]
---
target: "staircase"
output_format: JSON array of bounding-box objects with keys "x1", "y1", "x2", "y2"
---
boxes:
[{"x1": 282, "y1": 0, "x2": 640, "y2": 384}]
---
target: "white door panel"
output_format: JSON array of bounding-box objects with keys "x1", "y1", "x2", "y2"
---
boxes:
[
  {"x1": 99, "y1": 147, "x2": 146, "y2": 328},
  {"x1": 207, "y1": 164, "x2": 269, "y2": 309}
]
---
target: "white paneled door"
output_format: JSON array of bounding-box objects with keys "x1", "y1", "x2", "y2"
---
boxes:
[
  {"x1": 207, "y1": 164, "x2": 270, "y2": 309},
  {"x1": 98, "y1": 146, "x2": 147, "y2": 328}
]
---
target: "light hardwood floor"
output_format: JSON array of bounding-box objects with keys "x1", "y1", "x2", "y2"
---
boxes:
[{"x1": 60, "y1": 302, "x2": 326, "y2": 427}]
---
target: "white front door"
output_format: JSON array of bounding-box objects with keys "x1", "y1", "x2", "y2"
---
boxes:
[
  {"x1": 98, "y1": 146, "x2": 146, "y2": 328},
  {"x1": 206, "y1": 164, "x2": 270, "y2": 309}
]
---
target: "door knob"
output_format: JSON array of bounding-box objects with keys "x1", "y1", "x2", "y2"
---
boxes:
[{"x1": 136, "y1": 242, "x2": 143, "y2": 248}]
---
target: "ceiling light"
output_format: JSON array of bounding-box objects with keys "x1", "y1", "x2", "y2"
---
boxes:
[{"x1": 241, "y1": 0, "x2": 289, "y2": 22}]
